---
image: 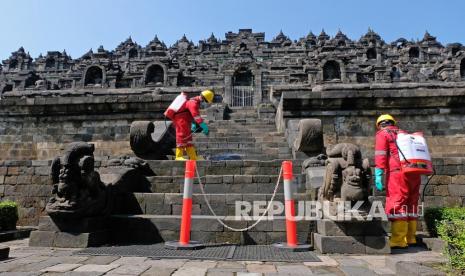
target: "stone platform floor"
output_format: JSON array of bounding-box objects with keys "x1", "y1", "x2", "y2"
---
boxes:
[{"x1": 0, "y1": 239, "x2": 446, "y2": 276}]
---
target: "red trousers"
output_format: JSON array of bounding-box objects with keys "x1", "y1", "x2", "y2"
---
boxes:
[{"x1": 385, "y1": 170, "x2": 421, "y2": 221}]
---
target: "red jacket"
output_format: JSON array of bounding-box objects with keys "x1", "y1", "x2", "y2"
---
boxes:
[
  {"x1": 169, "y1": 96, "x2": 203, "y2": 147},
  {"x1": 375, "y1": 125, "x2": 402, "y2": 172}
]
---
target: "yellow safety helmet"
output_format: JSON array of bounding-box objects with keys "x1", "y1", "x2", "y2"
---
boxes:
[
  {"x1": 376, "y1": 114, "x2": 396, "y2": 127},
  {"x1": 201, "y1": 89, "x2": 214, "y2": 104}
]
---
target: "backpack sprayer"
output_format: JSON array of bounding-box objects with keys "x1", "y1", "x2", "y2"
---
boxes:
[{"x1": 387, "y1": 130, "x2": 435, "y2": 201}]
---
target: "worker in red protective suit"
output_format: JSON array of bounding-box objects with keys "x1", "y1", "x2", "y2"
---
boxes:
[
  {"x1": 164, "y1": 90, "x2": 214, "y2": 160},
  {"x1": 374, "y1": 114, "x2": 421, "y2": 249}
]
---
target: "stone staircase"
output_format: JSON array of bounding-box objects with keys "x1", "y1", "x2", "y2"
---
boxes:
[{"x1": 107, "y1": 107, "x2": 312, "y2": 246}]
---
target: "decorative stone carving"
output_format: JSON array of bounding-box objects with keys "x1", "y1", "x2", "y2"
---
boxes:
[
  {"x1": 47, "y1": 142, "x2": 109, "y2": 218},
  {"x1": 319, "y1": 143, "x2": 371, "y2": 203},
  {"x1": 46, "y1": 142, "x2": 154, "y2": 219},
  {"x1": 129, "y1": 120, "x2": 175, "y2": 160}
]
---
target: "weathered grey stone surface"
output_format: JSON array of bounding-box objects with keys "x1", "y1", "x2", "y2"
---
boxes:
[
  {"x1": 395, "y1": 261, "x2": 446, "y2": 276},
  {"x1": 313, "y1": 233, "x2": 390, "y2": 254}
]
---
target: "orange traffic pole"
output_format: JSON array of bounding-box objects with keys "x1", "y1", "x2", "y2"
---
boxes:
[
  {"x1": 165, "y1": 160, "x2": 204, "y2": 250},
  {"x1": 179, "y1": 160, "x2": 195, "y2": 244},
  {"x1": 283, "y1": 161, "x2": 298, "y2": 247},
  {"x1": 273, "y1": 160, "x2": 310, "y2": 252}
]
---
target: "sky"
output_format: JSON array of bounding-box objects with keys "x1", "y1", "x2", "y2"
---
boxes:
[{"x1": 1, "y1": 0, "x2": 465, "y2": 60}]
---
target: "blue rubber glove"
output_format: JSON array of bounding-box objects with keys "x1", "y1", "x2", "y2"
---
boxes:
[
  {"x1": 374, "y1": 168, "x2": 384, "y2": 191},
  {"x1": 191, "y1": 122, "x2": 198, "y2": 132},
  {"x1": 199, "y1": 122, "x2": 209, "y2": 136}
]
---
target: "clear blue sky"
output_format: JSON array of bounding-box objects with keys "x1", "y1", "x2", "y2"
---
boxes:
[{"x1": 1, "y1": 0, "x2": 464, "y2": 60}]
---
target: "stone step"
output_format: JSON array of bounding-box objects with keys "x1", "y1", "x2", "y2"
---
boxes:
[
  {"x1": 116, "y1": 192, "x2": 310, "y2": 216},
  {"x1": 148, "y1": 174, "x2": 307, "y2": 193},
  {"x1": 109, "y1": 214, "x2": 313, "y2": 245},
  {"x1": 194, "y1": 142, "x2": 289, "y2": 149},
  {"x1": 208, "y1": 121, "x2": 275, "y2": 127},
  {"x1": 208, "y1": 127, "x2": 280, "y2": 133},
  {"x1": 193, "y1": 137, "x2": 257, "y2": 143},
  {"x1": 140, "y1": 160, "x2": 303, "y2": 177},
  {"x1": 197, "y1": 148, "x2": 285, "y2": 157}
]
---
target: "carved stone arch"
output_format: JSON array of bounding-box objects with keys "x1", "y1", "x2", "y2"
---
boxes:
[
  {"x1": 144, "y1": 62, "x2": 167, "y2": 86},
  {"x1": 224, "y1": 60, "x2": 262, "y2": 107},
  {"x1": 322, "y1": 60, "x2": 342, "y2": 81},
  {"x1": 366, "y1": 48, "x2": 377, "y2": 60},
  {"x1": 45, "y1": 57, "x2": 56, "y2": 69},
  {"x1": 9, "y1": 59, "x2": 18, "y2": 70},
  {"x1": 233, "y1": 66, "x2": 253, "y2": 86},
  {"x1": 128, "y1": 48, "x2": 138, "y2": 59},
  {"x1": 83, "y1": 65, "x2": 106, "y2": 87},
  {"x1": 409, "y1": 46, "x2": 420, "y2": 58}
]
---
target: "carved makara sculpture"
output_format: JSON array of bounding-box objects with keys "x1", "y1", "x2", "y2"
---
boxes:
[
  {"x1": 319, "y1": 143, "x2": 371, "y2": 204},
  {"x1": 47, "y1": 142, "x2": 109, "y2": 218},
  {"x1": 47, "y1": 142, "x2": 154, "y2": 219}
]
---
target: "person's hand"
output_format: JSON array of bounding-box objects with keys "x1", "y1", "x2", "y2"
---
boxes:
[
  {"x1": 374, "y1": 168, "x2": 384, "y2": 191},
  {"x1": 199, "y1": 122, "x2": 209, "y2": 136}
]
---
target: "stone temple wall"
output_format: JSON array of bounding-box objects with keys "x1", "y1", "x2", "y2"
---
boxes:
[
  {"x1": 1, "y1": 157, "x2": 464, "y2": 226},
  {"x1": 0, "y1": 90, "x2": 175, "y2": 161},
  {"x1": 276, "y1": 83, "x2": 465, "y2": 159}
]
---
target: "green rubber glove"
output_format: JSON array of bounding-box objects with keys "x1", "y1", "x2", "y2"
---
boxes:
[
  {"x1": 199, "y1": 122, "x2": 209, "y2": 136},
  {"x1": 374, "y1": 168, "x2": 384, "y2": 191},
  {"x1": 191, "y1": 122, "x2": 198, "y2": 132}
]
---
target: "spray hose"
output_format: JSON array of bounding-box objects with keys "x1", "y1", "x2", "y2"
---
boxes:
[{"x1": 195, "y1": 165, "x2": 283, "y2": 232}]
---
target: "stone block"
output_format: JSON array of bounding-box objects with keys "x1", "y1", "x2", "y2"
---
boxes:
[
  {"x1": 421, "y1": 237, "x2": 445, "y2": 253},
  {"x1": 145, "y1": 203, "x2": 172, "y2": 215},
  {"x1": 452, "y1": 175, "x2": 465, "y2": 185},
  {"x1": 365, "y1": 236, "x2": 390, "y2": 254},
  {"x1": 34, "y1": 166, "x2": 50, "y2": 176},
  {"x1": 395, "y1": 261, "x2": 446, "y2": 276},
  {"x1": 5, "y1": 176, "x2": 17, "y2": 185},
  {"x1": 0, "y1": 246, "x2": 9, "y2": 260},
  {"x1": 234, "y1": 175, "x2": 253, "y2": 184},
  {"x1": 448, "y1": 184, "x2": 465, "y2": 196},
  {"x1": 29, "y1": 230, "x2": 56, "y2": 247},
  {"x1": 433, "y1": 185, "x2": 449, "y2": 196},
  {"x1": 317, "y1": 219, "x2": 386, "y2": 236},
  {"x1": 313, "y1": 233, "x2": 366, "y2": 254},
  {"x1": 305, "y1": 167, "x2": 325, "y2": 189},
  {"x1": 38, "y1": 216, "x2": 107, "y2": 232},
  {"x1": 6, "y1": 167, "x2": 19, "y2": 175},
  {"x1": 55, "y1": 231, "x2": 108, "y2": 248}
]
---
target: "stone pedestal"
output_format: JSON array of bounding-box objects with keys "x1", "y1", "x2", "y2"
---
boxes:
[
  {"x1": 0, "y1": 247, "x2": 9, "y2": 260},
  {"x1": 314, "y1": 219, "x2": 390, "y2": 254},
  {"x1": 29, "y1": 216, "x2": 108, "y2": 248}
]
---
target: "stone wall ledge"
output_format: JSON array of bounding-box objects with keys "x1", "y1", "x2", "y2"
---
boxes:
[
  {"x1": 271, "y1": 81, "x2": 465, "y2": 93},
  {"x1": 283, "y1": 87, "x2": 465, "y2": 100}
]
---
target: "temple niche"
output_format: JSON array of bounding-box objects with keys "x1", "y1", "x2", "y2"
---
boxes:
[
  {"x1": 233, "y1": 67, "x2": 253, "y2": 86},
  {"x1": 323, "y1": 61, "x2": 341, "y2": 81},
  {"x1": 1, "y1": 29, "x2": 465, "y2": 96},
  {"x1": 145, "y1": 64, "x2": 164, "y2": 86},
  {"x1": 409, "y1": 47, "x2": 420, "y2": 58},
  {"x1": 84, "y1": 66, "x2": 103, "y2": 87},
  {"x1": 461, "y1": 58, "x2": 465, "y2": 79},
  {"x1": 9, "y1": 59, "x2": 18, "y2": 70},
  {"x1": 24, "y1": 73, "x2": 40, "y2": 89},
  {"x1": 45, "y1": 58, "x2": 56, "y2": 69},
  {"x1": 177, "y1": 71, "x2": 195, "y2": 87},
  {"x1": 128, "y1": 48, "x2": 138, "y2": 59},
  {"x1": 366, "y1": 48, "x2": 377, "y2": 60}
]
